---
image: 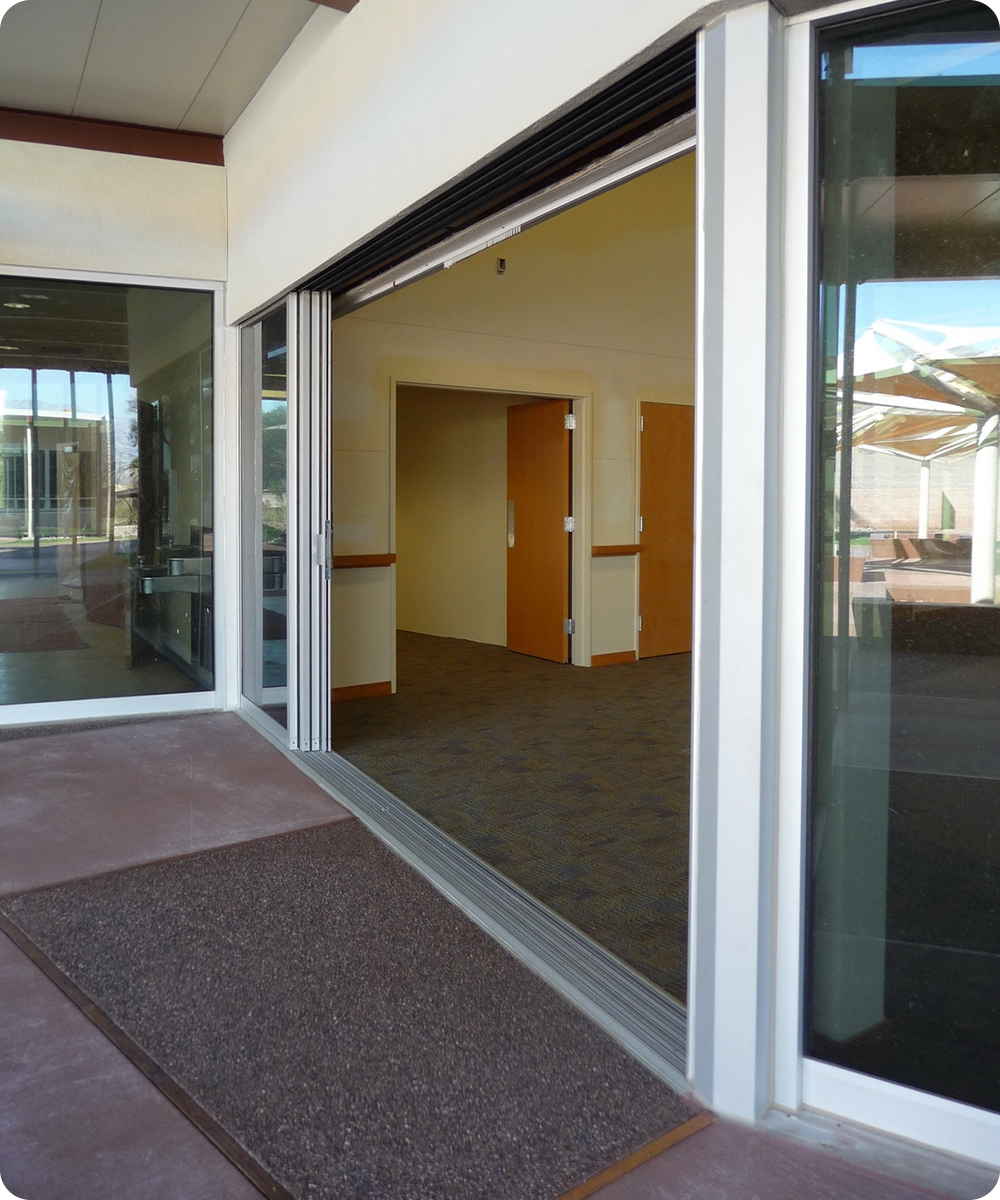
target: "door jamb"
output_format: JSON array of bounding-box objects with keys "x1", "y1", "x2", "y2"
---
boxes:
[{"x1": 388, "y1": 378, "x2": 592, "y2": 674}]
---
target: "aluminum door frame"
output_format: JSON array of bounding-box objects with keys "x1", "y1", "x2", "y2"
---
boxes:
[{"x1": 240, "y1": 291, "x2": 331, "y2": 753}]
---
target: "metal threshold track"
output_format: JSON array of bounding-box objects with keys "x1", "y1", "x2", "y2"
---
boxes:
[{"x1": 291, "y1": 746, "x2": 689, "y2": 1089}]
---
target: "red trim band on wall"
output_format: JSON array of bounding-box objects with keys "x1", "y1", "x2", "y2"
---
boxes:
[{"x1": 0, "y1": 108, "x2": 224, "y2": 166}]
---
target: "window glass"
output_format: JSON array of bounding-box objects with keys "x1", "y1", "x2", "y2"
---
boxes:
[
  {"x1": 0, "y1": 278, "x2": 214, "y2": 703},
  {"x1": 808, "y1": 1, "x2": 1000, "y2": 1112}
]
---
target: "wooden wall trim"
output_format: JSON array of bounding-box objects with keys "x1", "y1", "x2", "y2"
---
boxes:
[
  {"x1": 0, "y1": 108, "x2": 225, "y2": 166},
  {"x1": 592, "y1": 544, "x2": 642, "y2": 557},
  {"x1": 331, "y1": 553, "x2": 396, "y2": 569},
  {"x1": 591, "y1": 650, "x2": 638, "y2": 667},
  {"x1": 332, "y1": 681, "x2": 392, "y2": 702},
  {"x1": 309, "y1": 0, "x2": 360, "y2": 9}
]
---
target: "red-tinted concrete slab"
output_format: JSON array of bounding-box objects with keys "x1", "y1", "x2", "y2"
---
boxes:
[
  {"x1": 592, "y1": 1118, "x2": 997, "y2": 1200},
  {"x1": 0, "y1": 931, "x2": 261, "y2": 1200},
  {"x1": 0, "y1": 713, "x2": 351, "y2": 895}
]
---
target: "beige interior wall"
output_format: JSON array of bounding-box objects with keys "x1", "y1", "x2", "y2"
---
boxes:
[
  {"x1": 396, "y1": 386, "x2": 518, "y2": 646},
  {"x1": 332, "y1": 152, "x2": 696, "y2": 688}
]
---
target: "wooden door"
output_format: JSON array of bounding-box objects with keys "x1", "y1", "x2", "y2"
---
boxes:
[
  {"x1": 507, "y1": 399, "x2": 571, "y2": 662},
  {"x1": 639, "y1": 402, "x2": 694, "y2": 658}
]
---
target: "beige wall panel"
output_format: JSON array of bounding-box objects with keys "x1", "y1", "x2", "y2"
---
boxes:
[
  {"x1": 331, "y1": 566, "x2": 393, "y2": 689},
  {"x1": 0, "y1": 140, "x2": 226, "y2": 281},
  {"x1": 591, "y1": 556, "x2": 638, "y2": 657},
  {"x1": 332, "y1": 448, "x2": 389, "y2": 554},
  {"x1": 396, "y1": 387, "x2": 509, "y2": 645},
  {"x1": 592, "y1": 457, "x2": 636, "y2": 546},
  {"x1": 594, "y1": 392, "x2": 640, "y2": 462}
]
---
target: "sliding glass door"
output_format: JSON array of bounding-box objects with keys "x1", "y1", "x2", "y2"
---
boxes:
[{"x1": 807, "y1": 0, "x2": 1000, "y2": 1114}]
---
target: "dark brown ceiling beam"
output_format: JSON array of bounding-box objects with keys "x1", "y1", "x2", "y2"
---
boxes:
[
  {"x1": 308, "y1": 0, "x2": 360, "y2": 11},
  {"x1": 0, "y1": 108, "x2": 224, "y2": 166}
]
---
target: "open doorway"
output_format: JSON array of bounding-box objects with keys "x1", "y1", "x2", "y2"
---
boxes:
[{"x1": 330, "y1": 150, "x2": 695, "y2": 1003}]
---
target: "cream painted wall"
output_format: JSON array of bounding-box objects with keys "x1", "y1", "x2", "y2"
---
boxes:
[
  {"x1": 224, "y1": 0, "x2": 716, "y2": 320},
  {"x1": 0, "y1": 140, "x2": 227, "y2": 281},
  {"x1": 332, "y1": 153, "x2": 695, "y2": 687},
  {"x1": 396, "y1": 386, "x2": 508, "y2": 645}
]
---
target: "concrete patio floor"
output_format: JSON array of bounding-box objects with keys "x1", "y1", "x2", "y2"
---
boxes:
[{"x1": 0, "y1": 713, "x2": 995, "y2": 1200}]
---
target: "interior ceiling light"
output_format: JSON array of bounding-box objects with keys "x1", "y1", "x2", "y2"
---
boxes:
[
  {"x1": 0, "y1": 344, "x2": 18, "y2": 351},
  {"x1": 20, "y1": 293, "x2": 49, "y2": 301},
  {"x1": 3, "y1": 301, "x2": 29, "y2": 309}
]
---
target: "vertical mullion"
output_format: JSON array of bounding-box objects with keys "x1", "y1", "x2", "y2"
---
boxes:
[{"x1": 286, "y1": 295, "x2": 301, "y2": 747}]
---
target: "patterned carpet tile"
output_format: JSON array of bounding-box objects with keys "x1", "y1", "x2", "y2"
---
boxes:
[{"x1": 333, "y1": 633, "x2": 691, "y2": 1000}]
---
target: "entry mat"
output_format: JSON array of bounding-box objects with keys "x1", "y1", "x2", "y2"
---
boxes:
[{"x1": 0, "y1": 821, "x2": 709, "y2": 1200}]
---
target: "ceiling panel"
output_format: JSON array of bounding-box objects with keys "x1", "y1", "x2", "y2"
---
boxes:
[
  {"x1": 0, "y1": 0, "x2": 103, "y2": 116},
  {"x1": 180, "y1": 0, "x2": 316, "y2": 134},
  {"x1": 0, "y1": 0, "x2": 339, "y2": 136},
  {"x1": 73, "y1": 0, "x2": 252, "y2": 129}
]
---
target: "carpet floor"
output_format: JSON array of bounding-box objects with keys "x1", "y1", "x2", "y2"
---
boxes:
[
  {"x1": 332, "y1": 633, "x2": 690, "y2": 1000},
  {"x1": 0, "y1": 821, "x2": 697, "y2": 1200},
  {"x1": 0, "y1": 595, "x2": 88, "y2": 652}
]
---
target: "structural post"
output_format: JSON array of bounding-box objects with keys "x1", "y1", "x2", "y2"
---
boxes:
[
  {"x1": 971, "y1": 414, "x2": 999, "y2": 604},
  {"x1": 918, "y1": 459, "x2": 930, "y2": 540},
  {"x1": 690, "y1": 2, "x2": 782, "y2": 1121}
]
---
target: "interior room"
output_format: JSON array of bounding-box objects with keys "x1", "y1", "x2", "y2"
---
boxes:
[
  {"x1": 0, "y1": 277, "x2": 214, "y2": 705},
  {"x1": 330, "y1": 151, "x2": 696, "y2": 1002}
]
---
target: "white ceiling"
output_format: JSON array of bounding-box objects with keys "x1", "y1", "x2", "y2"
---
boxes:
[{"x1": 0, "y1": 0, "x2": 322, "y2": 135}]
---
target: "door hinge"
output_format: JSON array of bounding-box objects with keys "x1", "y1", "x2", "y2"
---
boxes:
[
  {"x1": 638, "y1": 516, "x2": 644, "y2": 533},
  {"x1": 637, "y1": 615, "x2": 643, "y2": 632},
  {"x1": 320, "y1": 520, "x2": 332, "y2": 579},
  {"x1": 564, "y1": 618, "x2": 575, "y2": 635},
  {"x1": 564, "y1": 516, "x2": 575, "y2": 533},
  {"x1": 639, "y1": 414, "x2": 644, "y2": 432},
  {"x1": 564, "y1": 413, "x2": 577, "y2": 430}
]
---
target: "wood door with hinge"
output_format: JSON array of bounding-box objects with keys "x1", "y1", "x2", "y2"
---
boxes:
[
  {"x1": 639, "y1": 402, "x2": 694, "y2": 658},
  {"x1": 507, "y1": 398, "x2": 571, "y2": 662}
]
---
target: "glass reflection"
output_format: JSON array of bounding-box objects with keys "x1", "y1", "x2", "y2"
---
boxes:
[
  {"x1": 808, "y1": 0, "x2": 1000, "y2": 1113},
  {"x1": 256, "y1": 309, "x2": 288, "y2": 727},
  {"x1": 0, "y1": 279, "x2": 214, "y2": 703}
]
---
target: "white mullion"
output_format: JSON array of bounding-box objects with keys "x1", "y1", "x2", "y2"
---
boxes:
[{"x1": 286, "y1": 294, "x2": 302, "y2": 747}]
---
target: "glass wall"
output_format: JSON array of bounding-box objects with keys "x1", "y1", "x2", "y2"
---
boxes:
[
  {"x1": 807, "y1": 2, "x2": 1000, "y2": 1112},
  {"x1": 0, "y1": 277, "x2": 214, "y2": 703}
]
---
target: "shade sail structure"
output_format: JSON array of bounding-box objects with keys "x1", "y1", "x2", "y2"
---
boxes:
[{"x1": 836, "y1": 318, "x2": 1000, "y2": 601}]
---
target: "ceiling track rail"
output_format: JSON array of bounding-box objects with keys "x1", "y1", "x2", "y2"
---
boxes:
[
  {"x1": 294, "y1": 748, "x2": 689, "y2": 1087},
  {"x1": 333, "y1": 112, "x2": 695, "y2": 317},
  {"x1": 310, "y1": 33, "x2": 695, "y2": 299}
]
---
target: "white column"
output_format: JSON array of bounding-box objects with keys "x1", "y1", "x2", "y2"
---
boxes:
[
  {"x1": 971, "y1": 414, "x2": 999, "y2": 604},
  {"x1": 690, "y1": 2, "x2": 782, "y2": 1122},
  {"x1": 918, "y1": 459, "x2": 930, "y2": 540}
]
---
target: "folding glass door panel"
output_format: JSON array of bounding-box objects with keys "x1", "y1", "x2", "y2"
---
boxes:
[
  {"x1": 241, "y1": 295, "x2": 330, "y2": 750},
  {"x1": 807, "y1": 0, "x2": 1000, "y2": 1113},
  {"x1": 242, "y1": 307, "x2": 289, "y2": 729},
  {"x1": 0, "y1": 277, "x2": 214, "y2": 705}
]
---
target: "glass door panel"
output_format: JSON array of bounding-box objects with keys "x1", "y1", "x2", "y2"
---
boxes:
[
  {"x1": 242, "y1": 306, "x2": 289, "y2": 729},
  {"x1": 0, "y1": 277, "x2": 214, "y2": 705},
  {"x1": 807, "y1": 0, "x2": 1000, "y2": 1113}
]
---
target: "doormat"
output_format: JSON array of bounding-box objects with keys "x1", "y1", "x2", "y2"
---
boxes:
[
  {"x1": 0, "y1": 822, "x2": 708, "y2": 1200},
  {"x1": 0, "y1": 595, "x2": 87, "y2": 652}
]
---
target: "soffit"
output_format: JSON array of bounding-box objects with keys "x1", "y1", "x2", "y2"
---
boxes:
[{"x1": 0, "y1": 0, "x2": 323, "y2": 135}]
